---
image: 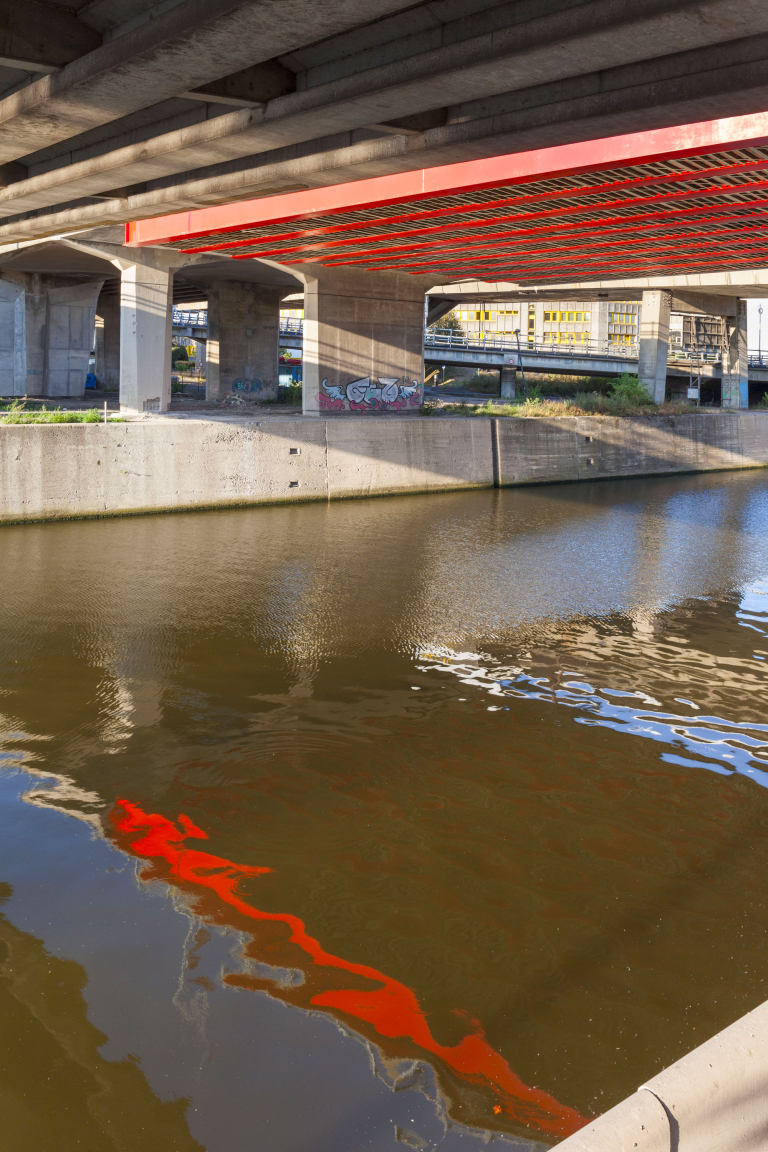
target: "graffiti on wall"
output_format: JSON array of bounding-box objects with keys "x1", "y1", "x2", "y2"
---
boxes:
[
  {"x1": 232, "y1": 377, "x2": 263, "y2": 394},
  {"x1": 318, "y1": 376, "x2": 422, "y2": 412}
]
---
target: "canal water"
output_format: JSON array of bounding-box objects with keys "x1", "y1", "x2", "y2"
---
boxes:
[{"x1": 1, "y1": 471, "x2": 768, "y2": 1152}]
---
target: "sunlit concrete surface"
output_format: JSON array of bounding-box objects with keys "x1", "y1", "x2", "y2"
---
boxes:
[{"x1": 0, "y1": 412, "x2": 767, "y2": 524}]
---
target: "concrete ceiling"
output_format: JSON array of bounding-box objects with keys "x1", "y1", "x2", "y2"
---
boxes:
[
  {"x1": 4, "y1": 0, "x2": 768, "y2": 279},
  {"x1": 0, "y1": 240, "x2": 120, "y2": 274}
]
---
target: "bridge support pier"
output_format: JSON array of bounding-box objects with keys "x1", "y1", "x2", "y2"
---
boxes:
[
  {"x1": 95, "y1": 289, "x2": 120, "y2": 391},
  {"x1": 500, "y1": 366, "x2": 517, "y2": 399},
  {"x1": 119, "y1": 263, "x2": 173, "y2": 413},
  {"x1": 205, "y1": 282, "x2": 282, "y2": 402},
  {"x1": 299, "y1": 266, "x2": 432, "y2": 415},
  {"x1": 721, "y1": 299, "x2": 748, "y2": 409},
  {"x1": 638, "y1": 290, "x2": 671, "y2": 403}
]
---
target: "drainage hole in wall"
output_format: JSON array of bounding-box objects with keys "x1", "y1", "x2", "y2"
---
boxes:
[
  {"x1": 586, "y1": 458, "x2": 595, "y2": 466},
  {"x1": 289, "y1": 447, "x2": 301, "y2": 455},
  {"x1": 289, "y1": 481, "x2": 300, "y2": 488},
  {"x1": 584, "y1": 436, "x2": 593, "y2": 442}
]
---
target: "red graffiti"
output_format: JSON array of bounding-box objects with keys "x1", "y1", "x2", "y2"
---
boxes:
[
  {"x1": 110, "y1": 800, "x2": 589, "y2": 1140},
  {"x1": 317, "y1": 392, "x2": 344, "y2": 411}
]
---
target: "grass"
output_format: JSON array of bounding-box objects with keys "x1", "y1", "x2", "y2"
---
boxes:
[
  {"x1": 0, "y1": 401, "x2": 124, "y2": 424},
  {"x1": 422, "y1": 395, "x2": 703, "y2": 418},
  {"x1": 421, "y1": 374, "x2": 704, "y2": 418}
]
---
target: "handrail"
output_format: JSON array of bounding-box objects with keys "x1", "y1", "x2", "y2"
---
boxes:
[{"x1": 172, "y1": 313, "x2": 767, "y2": 367}]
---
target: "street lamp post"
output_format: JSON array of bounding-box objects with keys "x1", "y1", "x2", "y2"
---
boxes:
[
  {"x1": 759, "y1": 304, "x2": 764, "y2": 364},
  {"x1": 514, "y1": 329, "x2": 527, "y2": 399}
]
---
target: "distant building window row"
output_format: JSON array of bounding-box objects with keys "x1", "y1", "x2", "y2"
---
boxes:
[{"x1": 543, "y1": 311, "x2": 591, "y2": 322}]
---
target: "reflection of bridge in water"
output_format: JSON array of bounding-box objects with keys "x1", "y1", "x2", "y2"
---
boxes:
[{"x1": 171, "y1": 311, "x2": 768, "y2": 385}]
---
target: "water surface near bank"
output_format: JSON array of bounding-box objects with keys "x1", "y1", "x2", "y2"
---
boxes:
[{"x1": 1, "y1": 472, "x2": 768, "y2": 1151}]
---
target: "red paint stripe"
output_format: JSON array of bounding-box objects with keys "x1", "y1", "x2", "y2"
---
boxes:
[
  {"x1": 177, "y1": 173, "x2": 768, "y2": 255},
  {"x1": 127, "y1": 111, "x2": 768, "y2": 247}
]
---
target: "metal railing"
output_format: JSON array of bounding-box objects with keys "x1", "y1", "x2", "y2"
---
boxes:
[
  {"x1": 172, "y1": 309, "x2": 208, "y2": 327},
  {"x1": 170, "y1": 314, "x2": 768, "y2": 370},
  {"x1": 424, "y1": 329, "x2": 639, "y2": 358},
  {"x1": 279, "y1": 317, "x2": 303, "y2": 334}
]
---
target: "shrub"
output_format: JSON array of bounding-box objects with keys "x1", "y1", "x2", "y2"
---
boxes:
[{"x1": 610, "y1": 373, "x2": 653, "y2": 404}]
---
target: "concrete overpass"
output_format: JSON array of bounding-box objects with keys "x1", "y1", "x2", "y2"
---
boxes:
[
  {"x1": 4, "y1": 0, "x2": 768, "y2": 246},
  {"x1": 3, "y1": 6, "x2": 768, "y2": 412}
]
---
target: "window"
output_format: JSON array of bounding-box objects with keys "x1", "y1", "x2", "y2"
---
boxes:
[
  {"x1": 609, "y1": 313, "x2": 636, "y2": 325},
  {"x1": 609, "y1": 333, "x2": 634, "y2": 344},
  {"x1": 542, "y1": 310, "x2": 591, "y2": 322}
]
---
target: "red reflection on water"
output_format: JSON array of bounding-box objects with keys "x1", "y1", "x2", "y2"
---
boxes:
[{"x1": 112, "y1": 799, "x2": 588, "y2": 1140}]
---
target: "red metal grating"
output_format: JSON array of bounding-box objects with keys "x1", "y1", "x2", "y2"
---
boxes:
[{"x1": 127, "y1": 114, "x2": 768, "y2": 283}]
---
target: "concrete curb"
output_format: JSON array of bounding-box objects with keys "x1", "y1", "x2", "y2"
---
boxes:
[{"x1": 557, "y1": 1000, "x2": 768, "y2": 1151}]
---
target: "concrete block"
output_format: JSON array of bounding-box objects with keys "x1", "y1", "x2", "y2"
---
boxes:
[
  {"x1": 326, "y1": 416, "x2": 494, "y2": 497},
  {"x1": 495, "y1": 416, "x2": 579, "y2": 485}
]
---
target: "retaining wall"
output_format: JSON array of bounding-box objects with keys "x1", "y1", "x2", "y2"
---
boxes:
[{"x1": 0, "y1": 412, "x2": 767, "y2": 523}]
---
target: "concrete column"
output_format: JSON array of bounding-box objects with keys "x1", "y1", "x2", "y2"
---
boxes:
[
  {"x1": 24, "y1": 274, "x2": 46, "y2": 396},
  {"x1": 300, "y1": 266, "x2": 432, "y2": 415},
  {"x1": 0, "y1": 278, "x2": 26, "y2": 396},
  {"x1": 46, "y1": 280, "x2": 104, "y2": 397},
  {"x1": 500, "y1": 366, "x2": 517, "y2": 398},
  {"x1": 119, "y1": 263, "x2": 172, "y2": 413},
  {"x1": 594, "y1": 298, "x2": 609, "y2": 351},
  {"x1": 638, "y1": 290, "x2": 671, "y2": 402},
  {"x1": 95, "y1": 289, "x2": 120, "y2": 390},
  {"x1": 205, "y1": 281, "x2": 282, "y2": 401},
  {"x1": 721, "y1": 298, "x2": 748, "y2": 409}
]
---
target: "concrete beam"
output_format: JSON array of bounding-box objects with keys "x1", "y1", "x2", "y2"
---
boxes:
[
  {"x1": 670, "y1": 292, "x2": 739, "y2": 317},
  {"x1": 5, "y1": 4, "x2": 768, "y2": 226},
  {"x1": 0, "y1": 0, "x2": 422, "y2": 165},
  {"x1": 0, "y1": 0, "x2": 101, "y2": 72}
]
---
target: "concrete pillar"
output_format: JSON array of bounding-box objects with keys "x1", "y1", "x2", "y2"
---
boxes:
[
  {"x1": 205, "y1": 281, "x2": 282, "y2": 401},
  {"x1": 638, "y1": 290, "x2": 671, "y2": 402},
  {"x1": 721, "y1": 298, "x2": 748, "y2": 409},
  {"x1": 119, "y1": 263, "x2": 172, "y2": 413},
  {"x1": 594, "y1": 298, "x2": 609, "y2": 352},
  {"x1": 24, "y1": 274, "x2": 46, "y2": 395},
  {"x1": 300, "y1": 266, "x2": 432, "y2": 415},
  {"x1": 0, "y1": 278, "x2": 25, "y2": 396},
  {"x1": 500, "y1": 365, "x2": 517, "y2": 398},
  {"x1": 45, "y1": 281, "x2": 104, "y2": 398},
  {"x1": 95, "y1": 289, "x2": 120, "y2": 390}
]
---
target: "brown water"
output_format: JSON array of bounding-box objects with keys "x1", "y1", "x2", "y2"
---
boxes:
[{"x1": 1, "y1": 473, "x2": 768, "y2": 1152}]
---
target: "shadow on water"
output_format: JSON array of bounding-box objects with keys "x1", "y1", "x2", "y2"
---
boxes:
[{"x1": 0, "y1": 470, "x2": 767, "y2": 1148}]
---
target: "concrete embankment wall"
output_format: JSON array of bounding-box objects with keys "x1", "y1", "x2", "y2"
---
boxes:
[{"x1": 1, "y1": 412, "x2": 767, "y2": 524}]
